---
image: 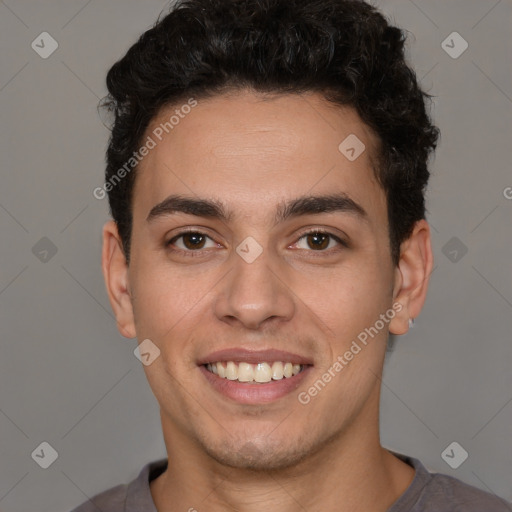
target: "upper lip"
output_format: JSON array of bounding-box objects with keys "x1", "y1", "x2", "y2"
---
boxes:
[{"x1": 198, "y1": 348, "x2": 313, "y2": 366}]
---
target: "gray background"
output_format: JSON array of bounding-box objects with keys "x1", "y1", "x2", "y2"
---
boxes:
[{"x1": 0, "y1": 0, "x2": 511, "y2": 511}]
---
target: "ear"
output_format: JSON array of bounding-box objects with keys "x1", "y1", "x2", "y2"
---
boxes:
[
  {"x1": 389, "y1": 219, "x2": 433, "y2": 335},
  {"x1": 101, "y1": 220, "x2": 136, "y2": 339}
]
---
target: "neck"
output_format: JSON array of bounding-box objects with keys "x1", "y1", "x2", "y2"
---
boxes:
[{"x1": 150, "y1": 393, "x2": 414, "y2": 512}]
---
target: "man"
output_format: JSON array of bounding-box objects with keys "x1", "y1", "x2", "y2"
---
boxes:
[{"x1": 74, "y1": 0, "x2": 511, "y2": 510}]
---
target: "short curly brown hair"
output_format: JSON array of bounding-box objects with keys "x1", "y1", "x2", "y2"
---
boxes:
[{"x1": 100, "y1": 0, "x2": 439, "y2": 265}]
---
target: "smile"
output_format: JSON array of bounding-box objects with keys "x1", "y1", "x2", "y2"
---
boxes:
[
  {"x1": 204, "y1": 361, "x2": 304, "y2": 383},
  {"x1": 198, "y1": 348, "x2": 313, "y2": 403}
]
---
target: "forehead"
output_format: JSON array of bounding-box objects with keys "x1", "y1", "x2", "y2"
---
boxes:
[{"x1": 132, "y1": 90, "x2": 385, "y2": 225}]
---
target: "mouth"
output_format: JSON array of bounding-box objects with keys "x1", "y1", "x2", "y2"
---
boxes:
[
  {"x1": 198, "y1": 349, "x2": 313, "y2": 404},
  {"x1": 204, "y1": 361, "x2": 306, "y2": 384}
]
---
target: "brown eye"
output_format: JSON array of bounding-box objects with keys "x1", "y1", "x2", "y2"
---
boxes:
[
  {"x1": 167, "y1": 231, "x2": 216, "y2": 252},
  {"x1": 295, "y1": 230, "x2": 346, "y2": 252},
  {"x1": 306, "y1": 232, "x2": 330, "y2": 250},
  {"x1": 181, "y1": 232, "x2": 206, "y2": 249}
]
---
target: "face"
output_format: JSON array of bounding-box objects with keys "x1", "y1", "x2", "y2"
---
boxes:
[{"x1": 104, "y1": 90, "x2": 428, "y2": 471}]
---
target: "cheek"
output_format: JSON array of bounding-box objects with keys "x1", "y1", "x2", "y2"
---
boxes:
[
  {"x1": 309, "y1": 261, "x2": 391, "y2": 331},
  {"x1": 131, "y1": 269, "x2": 206, "y2": 395},
  {"x1": 130, "y1": 263, "x2": 209, "y2": 342}
]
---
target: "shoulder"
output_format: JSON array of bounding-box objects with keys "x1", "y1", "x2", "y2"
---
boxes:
[
  {"x1": 68, "y1": 458, "x2": 167, "y2": 512},
  {"x1": 390, "y1": 453, "x2": 511, "y2": 512},
  {"x1": 69, "y1": 483, "x2": 128, "y2": 512},
  {"x1": 424, "y1": 472, "x2": 511, "y2": 512}
]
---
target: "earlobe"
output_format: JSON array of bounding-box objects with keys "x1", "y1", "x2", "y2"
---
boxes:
[
  {"x1": 101, "y1": 220, "x2": 137, "y2": 339},
  {"x1": 389, "y1": 220, "x2": 433, "y2": 335}
]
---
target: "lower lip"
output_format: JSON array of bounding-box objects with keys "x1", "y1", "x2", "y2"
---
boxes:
[{"x1": 199, "y1": 365, "x2": 312, "y2": 404}]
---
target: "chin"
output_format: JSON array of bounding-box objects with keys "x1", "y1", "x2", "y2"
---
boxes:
[{"x1": 201, "y1": 435, "x2": 315, "y2": 472}]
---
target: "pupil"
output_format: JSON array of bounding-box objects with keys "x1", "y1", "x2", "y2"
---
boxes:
[
  {"x1": 309, "y1": 233, "x2": 328, "y2": 250},
  {"x1": 184, "y1": 233, "x2": 205, "y2": 249},
  {"x1": 181, "y1": 233, "x2": 330, "y2": 251}
]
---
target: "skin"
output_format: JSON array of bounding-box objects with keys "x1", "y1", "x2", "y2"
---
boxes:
[{"x1": 102, "y1": 89, "x2": 433, "y2": 512}]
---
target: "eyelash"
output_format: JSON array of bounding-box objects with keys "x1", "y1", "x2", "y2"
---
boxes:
[{"x1": 165, "y1": 228, "x2": 347, "y2": 258}]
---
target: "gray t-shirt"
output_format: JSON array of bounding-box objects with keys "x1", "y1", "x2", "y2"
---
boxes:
[{"x1": 70, "y1": 453, "x2": 511, "y2": 511}]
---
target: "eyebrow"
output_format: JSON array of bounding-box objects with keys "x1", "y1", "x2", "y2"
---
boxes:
[{"x1": 146, "y1": 193, "x2": 368, "y2": 225}]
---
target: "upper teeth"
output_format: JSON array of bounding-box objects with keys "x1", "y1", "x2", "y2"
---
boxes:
[{"x1": 205, "y1": 361, "x2": 303, "y2": 383}]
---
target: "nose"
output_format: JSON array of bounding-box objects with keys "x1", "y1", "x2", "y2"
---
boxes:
[{"x1": 213, "y1": 246, "x2": 296, "y2": 330}]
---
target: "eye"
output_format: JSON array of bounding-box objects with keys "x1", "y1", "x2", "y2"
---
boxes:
[
  {"x1": 166, "y1": 228, "x2": 347, "y2": 257},
  {"x1": 294, "y1": 229, "x2": 346, "y2": 252},
  {"x1": 167, "y1": 230, "x2": 218, "y2": 253}
]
